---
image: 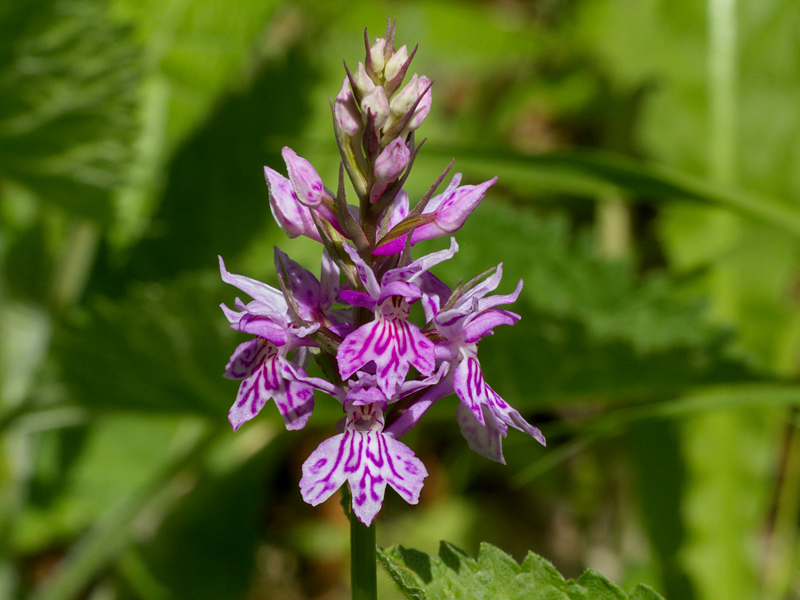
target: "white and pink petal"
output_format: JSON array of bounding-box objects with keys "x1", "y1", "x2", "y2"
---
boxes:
[
  {"x1": 337, "y1": 318, "x2": 434, "y2": 398},
  {"x1": 227, "y1": 346, "x2": 314, "y2": 432},
  {"x1": 456, "y1": 402, "x2": 507, "y2": 464},
  {"x1": 300, "y1": 429, "x2": 427, "y2": 526},
  {"x1": 219, "y1": 256, "x2": 286, "y2": 312}
]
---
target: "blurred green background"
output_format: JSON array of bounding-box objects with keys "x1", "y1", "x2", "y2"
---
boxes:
[{"x1": 2, "y1": 0, "x2": 800, "y2": 599}]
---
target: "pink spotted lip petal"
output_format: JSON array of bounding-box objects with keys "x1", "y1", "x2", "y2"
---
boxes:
[
  {"x1": 337, "y1": 313, "x2": 434, "y2": 399},
  {"x1": 224, "y1": 339, "x2": 265, "y2": 381},
  {"x1": 300, "y1": 424, "x2": 427, "y2": 525},
  {"x1": 226, "y1": 340, "x2": 314, "y2": 432}
]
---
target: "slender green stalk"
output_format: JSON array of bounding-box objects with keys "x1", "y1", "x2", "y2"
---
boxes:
[
  {"x1": 708, "y1": 0, "x2": 738, "y2": 184},
  {"x1": 342, "y1": 486, "x2": 377, "y2": 600}
]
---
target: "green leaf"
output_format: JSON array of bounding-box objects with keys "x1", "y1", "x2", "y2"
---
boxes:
[
  {"x1": 136, "y1": 428, "x2": 286, "y2": 600},
  {"x1": 0, "y1": 0, "x2": 141, "y2": 225},
  {"x1": 111, "y1": 0, "x2": 283, "y2": 150},
  {"x1": 628, "y1": 584, "x2": 670, "y2": 600},
  {"x1": 54, "y1": 271, "x2": 236, "y2": 416},
  {"x1": 378, "y1": 541, "x2": 665, "y2": 600},
  {"x1": 117, "y1": 48, "x2": 318, "y2": 280},
  {"x1": 420, "y1": 146, "x2": 800, "y2": 238}
]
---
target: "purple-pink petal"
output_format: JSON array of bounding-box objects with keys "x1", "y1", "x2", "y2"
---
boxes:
[
  {"x1": 343, "y1": 244, "x2": 381, "y2": 299},
  {"x1": 274, "y1": 247, "x2": 323, "y2": 320},
  {"x1": 383, "y1": 238, "x2": 458, "y2": 287},
  {"x1": 458, "y1": 309, "x2": 520, "y2": 343},
  {"x1": 282, "y1": 147, "x2": 326, "y2": 207},
  {"x1": 453, "y1": 355, "x2": 545, "y2": 446},
  {"x1": 452, "y1": 356, "x2": 487, "y2": 426},
  {"x1": 220, "y1": 302, "x2": 244, "y2": 325},
  {"x1": 264, "y1": 167, "x2": 321, "y2": 242},
  {"x1": 236, "y1": 314, "x2": 289, "y2": 346},
  {"x1": 456, "y1": 402, "x2": 507, "y2": 464},
  {"x1": 375, "y1": 137, "x2": 410, "y2": 183},
  {"x1": 474, "y1": 278, "x2": 523, "y2": 313},
  {"x1": 433, "y1": 177, "x2": 496, "y2": 233},
  {"x1": 299, "y1": 428, "x2": 427, "y2": 526},
  {"x1": 227, "y1": 343, "x2": 314, "y2": 432},
  {"x1": 337, "y1": 316, "x2": 435, "y2": 398},
  {"x1": 378, "y1": 280, "x2": 421, "y2": 305},
  {"x1": 319, "y1": 250, "x2": 340, "y2": 310},
  {"x1": 334, "y1": 77, "x2": 363, "y2": 136},
  {"x1": 385, "y1": 190, "x2": 409, "y2": 232},
  {"x1": 340, "y1": 289, "x2": 376, "y2": 311},
  {"x1": 384, "y1": 377, "x2": 452, "y2": 439},
  {"x1": 219, "y1": 256, "x2": 286, "y2": 312}
]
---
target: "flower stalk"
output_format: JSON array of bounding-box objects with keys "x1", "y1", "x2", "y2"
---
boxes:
[{"x1": 344, "y1": 486, "x2": 378, "y2": 600}]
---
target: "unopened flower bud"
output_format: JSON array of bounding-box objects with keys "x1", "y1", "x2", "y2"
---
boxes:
[
  {"x1": 433, "y1": 175, "x2": 497, "y2": 232},
  {"x1": 352, "y1": 62, "x2": 375, "y2": 97},
  {"x1": 374, "y1": 137, "x2": 410, "y2": 183},
  {"x1": 384, "y1": 44, "x2": 408, "y2": 82},
  {"x1": 406, "y1": 76, "x2": 432, "y2": 131},
  {"x1": 264, "y1": 166, "x2": 320, "y2": 242},
  {"x1": 369, "y1": 38, "x2": 386, "y2": 74},
  {"x1": 360, "y1": 86, "x2": 390, "y2": 130},
  {"x1": 282, "y1": 147, "x2": 325, "y2": 207},
  {"x1": 390, "y1": 73, "x2": 419, "y2": 116},
  {"x1": 334, "y1": 77, "x2": 362, "y2": 136}
]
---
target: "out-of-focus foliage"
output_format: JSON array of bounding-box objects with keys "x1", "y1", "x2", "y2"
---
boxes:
[{"x1": 2, "y1": 1, "x2": 800, "y2": 600}]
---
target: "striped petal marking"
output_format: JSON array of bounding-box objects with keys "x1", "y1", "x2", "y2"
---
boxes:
[
  {"x1": 337, "y1": 296, "x2": 435, "y2": 398},
  {"x1": 452, "y1": 354, "x2": 545, "y2": 446},
  {"x1": 225, "y1": 338, "x2": 314, "y2": 432},
  {"x1": 300, "y1": 401, "x2": 427, "y2": 525}
]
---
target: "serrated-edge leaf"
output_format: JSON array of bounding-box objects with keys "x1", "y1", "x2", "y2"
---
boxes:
[
  {"x1": 379, "y1": 541, "x2": 664, "y2": 600},
  {"x1": 575, "y1": 570, "x2": 627, "y2": 600},
  {"x1": 377, "y1": 546, "x2": 430, "y2": 600},
  {"x1": 477, "y1": 541, "x2": 522, "y2": 576},
  {"x1": 628, "y1": 583, "x2": 667, "y2": 600},
  {"x1": 521, "y1": 551, "x2": 567, "y2": 588}
]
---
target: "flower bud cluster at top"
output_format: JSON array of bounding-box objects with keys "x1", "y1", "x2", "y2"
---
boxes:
[{"x1": 219, "y1": 20, "x2": 545, "y2": 526}]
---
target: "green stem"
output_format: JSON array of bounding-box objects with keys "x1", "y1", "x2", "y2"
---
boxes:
[
  {"x1": 708, "y1": 0, "x2": 738, "y2": 184},
  {"x1": 343, "y1": 486, "x2": 377, "y2": 600}
]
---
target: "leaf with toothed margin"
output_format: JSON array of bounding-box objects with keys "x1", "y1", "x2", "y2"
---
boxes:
[{"x1": 378, "y1": 541, "x2": 666, "y2": 600}]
